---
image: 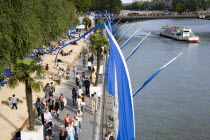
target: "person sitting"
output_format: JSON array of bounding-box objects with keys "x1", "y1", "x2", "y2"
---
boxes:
[
  {"x1": 72, "y1": 41, "x2": 78, "y2": 45},
  {"x1": 45, "y1": 64, "x2": 49, "y2": 70},
  {"x1": 69, "y1": 50, "x2": 73, "y2": 55},
  {"x1": 60, "y1": 50, "x2": 64, "y2": 56},
  {"x1": 56, "y1": 65, "x2": 65, "y2": 72}
]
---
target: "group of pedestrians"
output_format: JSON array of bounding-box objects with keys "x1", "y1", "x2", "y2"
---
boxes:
[
  {"x1": 33, "y1": 49, "x2": 102, "y2": 140},
  {"x1": 58, "y1": 110, "x2": 83, "y2": 140},
  {"x1": 34, "y1": 93, "x2": 67, "y2": 125}
]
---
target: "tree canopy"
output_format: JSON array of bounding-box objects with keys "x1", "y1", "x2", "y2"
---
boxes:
[
  {"x1": 172, "y1": 0, "x2": 210, "y2": 12},
  {"x1": 123, "y1": 0, "x2": 210, "y2": 11},
  {"x1": 0, "y1": 0, "x2": 78, "y2": 74},
  {"x1": 175, "y1": 2, "x2": 187, "y2": 13}
]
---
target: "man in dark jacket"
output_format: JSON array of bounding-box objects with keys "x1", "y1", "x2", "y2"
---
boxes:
[
  {"x1": 84, "y1": 77, "x2": 90, "y2": 96},
  {"x1": 47, "y1": 96, "x2": 54, "y2": 113},
  {"x1": 40, "y1": 104, "x2": 47, "y2": 125}
]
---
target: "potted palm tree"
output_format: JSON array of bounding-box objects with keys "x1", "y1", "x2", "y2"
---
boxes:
[
  {"x1": 7, "y1": 59, "x2": 44, "y2": 139},
  {"x1": 91, "y1": 33, "x2": 109, "y2": 86},
  {"x1": 96, "y1": 19, "x2": 105, "y2": 35},
  {"x1": 82, "y1": 16, "x2": 91, "y2": 32}
]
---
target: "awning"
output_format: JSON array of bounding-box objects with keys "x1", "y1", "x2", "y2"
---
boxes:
[{"x1": 76, "y1": 24, "x2": 85, "y2": 29}]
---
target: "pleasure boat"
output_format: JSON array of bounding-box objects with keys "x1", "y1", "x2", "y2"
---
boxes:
[{"x1": 160, "y1": 26, "x2": 200, "y2": 42}]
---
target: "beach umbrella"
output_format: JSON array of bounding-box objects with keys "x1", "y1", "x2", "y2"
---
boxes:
[{"x1": 4, "y1": 69, "x2": 12, "y2": 77}]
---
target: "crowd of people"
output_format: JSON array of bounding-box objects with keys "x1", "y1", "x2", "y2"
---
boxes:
[{"x1": 33, "y1": 48, "x2": 104, "y2": 140}]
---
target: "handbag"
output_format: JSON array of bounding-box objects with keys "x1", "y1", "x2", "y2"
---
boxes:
[{"x1": 82, "y1": 102, "x2": 86, "y2": 106}]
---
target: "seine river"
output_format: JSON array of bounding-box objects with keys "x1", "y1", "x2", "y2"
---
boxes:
[{"x1": 117, "y1": 19, "x2": 210, "y2": 140}]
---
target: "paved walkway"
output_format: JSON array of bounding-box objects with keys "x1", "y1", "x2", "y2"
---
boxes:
[{"x1": 35, "y1": 54, "x2": 104, "y2": 140}]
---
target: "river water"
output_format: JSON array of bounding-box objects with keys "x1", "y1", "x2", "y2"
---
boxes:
[{"x1": 117, "y1": 19, "x2": 210, "y2": 140}]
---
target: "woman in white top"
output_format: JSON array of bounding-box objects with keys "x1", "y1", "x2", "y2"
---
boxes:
[
  {"x1": 44, "y1": 110, "x2": 52, "y2": 122},
  {"x1": 87, "y1": 61, "x2": 91, "y2": 71},
  {"x1": 66, "y1": 123, "x2": 75, "y2": 140},
  {"x1": 73, "y1": 116, "x2": 79, "y2": 139},
  {"x1": 76, "y1": 96, "x2": 82, "y2": 111}
]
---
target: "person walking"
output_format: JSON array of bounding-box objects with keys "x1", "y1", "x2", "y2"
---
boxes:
[
  {"x1": 76, "y1": 96, "x2": 83, "y2": 111},
  {"x1": 59, "y1": 94, "x2": 65, "y2": 111},
  {"x1": 66, "y1": 123, "x2": 75, "y2": 140},
  {"x1": 79, "y1": 53, "x2": 82, "y2": 60},
  {"x1": 77, "y1": 86, "x2": 83, "y2": 97},
  {"x1": 40, "y1": 104, "x2": 47, "y2": 125},
  {"x1": 73, "y1": 116, "x2": 79, "y2": 139},
  {"x1": 80, "y1": 94, "x2": 86, "y2": 112},
  {"x1": 82, "y1": 56, "x2": 87, "y2": 69},
  {"x1": 81, "y1": 72, "x2": 85, "y2": 86},
  {"x1": 44, "y1": 110, "x2": 52, "y2": 123},
  {"x1": 91, "y1": 68, "x2": 96, "y2": 84},
  {"x1": 72, "y1": 88, "x2": 77, "y2": 106},
  {"x1": 54, "y1": 99, "x2": 60, "y2": 119},
  {"x1": 87, "y1": 60, "x2": 91, "y2": 72},
  {"x1": 90, "y1": 94, "x2": 96, "y2": 115},
  {"x1": 75, "y1": 73, "x2": 80, "y2": 86},
  {"x1": 63, "y1": 114, "x2": 73, "y2": 128},
  {"x1": 84, "y1": 77, "x2": 90, "y2": 96},
  {"x1": 11, "y1": 94, "x2": 18, "y2": 109},
  {"x1": 75, "y1": 110, "x2": 83, "y2": 131},
  {"x1": 73, "y1": 66, "x2": 77, "y2": 78},
  {"x1": 44, "y1": 83, "x2": 50, "y2": 99},
  {"x1": 34, "y1": 98, "x2": 42, "y2": 117},
  {"x1": 47, "y1": 96, "x2": 54, "y2": 113},
  {"x1": 94, "y1": 92, "x2": 98, "y2": 112},
  {"x1": 58, "y1": 124, "x2": 67, "y2": 140}
]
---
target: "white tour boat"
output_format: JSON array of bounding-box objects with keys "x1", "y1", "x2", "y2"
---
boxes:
[{"x1": 160, "y1": 26, "x2": 200, "y2": 42}]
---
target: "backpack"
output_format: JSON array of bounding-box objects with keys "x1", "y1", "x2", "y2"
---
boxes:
[
  {"x1": 75, "y1": 77, "x2": 80, "y2": 82},
  {"x1": 72, "y1": 90, "x2": 77, "y2": 97}
]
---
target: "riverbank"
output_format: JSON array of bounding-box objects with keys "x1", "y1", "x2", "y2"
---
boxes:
[{"x1": 0, "y1": 34, "x2": 85, "y2": 140}]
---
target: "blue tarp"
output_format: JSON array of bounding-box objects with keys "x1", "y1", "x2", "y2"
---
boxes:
[
  {"x1": 34, "y1": 47, "x2": 45, "y2": 50},
  {"x1": 70, "y1": 32, "x2": 78, "y2": 34},
  {"x1": 4, "y1": 69, "x2": 12, "y2": 77},
  {"x1": 25, "y1": 55, "x2": 36, "y2": 59}
]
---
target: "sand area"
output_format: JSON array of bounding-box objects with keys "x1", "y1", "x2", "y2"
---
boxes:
[{"x1": 0, "y1": 35, "x2": 86, "y2": 140}]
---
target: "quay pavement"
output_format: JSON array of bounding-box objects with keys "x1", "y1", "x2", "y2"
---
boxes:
[{"x1": 35, "y1": 53, "x2": 104, "y2": 140}]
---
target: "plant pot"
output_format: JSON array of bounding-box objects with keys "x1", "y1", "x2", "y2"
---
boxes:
[{"x1": 21, "y1": 125, "x2": 44, "y2": 140}]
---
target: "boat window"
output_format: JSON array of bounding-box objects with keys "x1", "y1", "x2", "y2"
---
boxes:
[{"x1": 176, "y1": 33, "x2": 181, "y2": 36}]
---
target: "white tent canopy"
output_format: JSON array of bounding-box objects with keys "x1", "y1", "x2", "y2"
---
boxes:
[{"x1": 76, "y1": 24, "x2": 85, "y2": 29}]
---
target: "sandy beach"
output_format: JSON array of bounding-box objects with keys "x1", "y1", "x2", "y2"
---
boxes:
[{"x1": 0, "y1": 35, "x2": 85, "y2": 140}]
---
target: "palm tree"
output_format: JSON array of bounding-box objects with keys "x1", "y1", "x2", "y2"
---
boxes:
[
  {"x1": 96, "y1": 19, "x2": 105, "y2": 35},
  {"x1": 82, "y1": 16, "x2": 91, "y2": 32},
  {"x1": 7, "y1": 59, "x2": 43, "y2": 130},
  {"x1": 91, "y1": 34, "x2": 109, "y2": 86}
]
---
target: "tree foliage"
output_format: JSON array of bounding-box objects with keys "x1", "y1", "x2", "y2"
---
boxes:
[
  {"x1": 172, "y1": 0, "x2": 210, "y2": 12},
  {"x1": 90, "y1": 34, "x2": 109, "y2": 86},
  {"x1": 175, "y1": 2, "x2": 187, "y2": 13},
  {"x1": 95, "y1": 0, "x2": 122, "y2": 14},
  {"x1": 124, "y1": 0, "x2": 210, "y2": 11},
  {"x1": 0, "y1": 0, "x2": 78, "y2": 73},
  {"x1": 153, "y1": 1, "x2": 165, "y2": 10},
  {"x1": 83, "y1": 17, "x2": 91, "y2": 32},
  {"x1": 72, "y1": 0, "x2": 93, "y2": 13},
  {"x1": 0, "y1": 0, "x2": 78, "y2": 130}
]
